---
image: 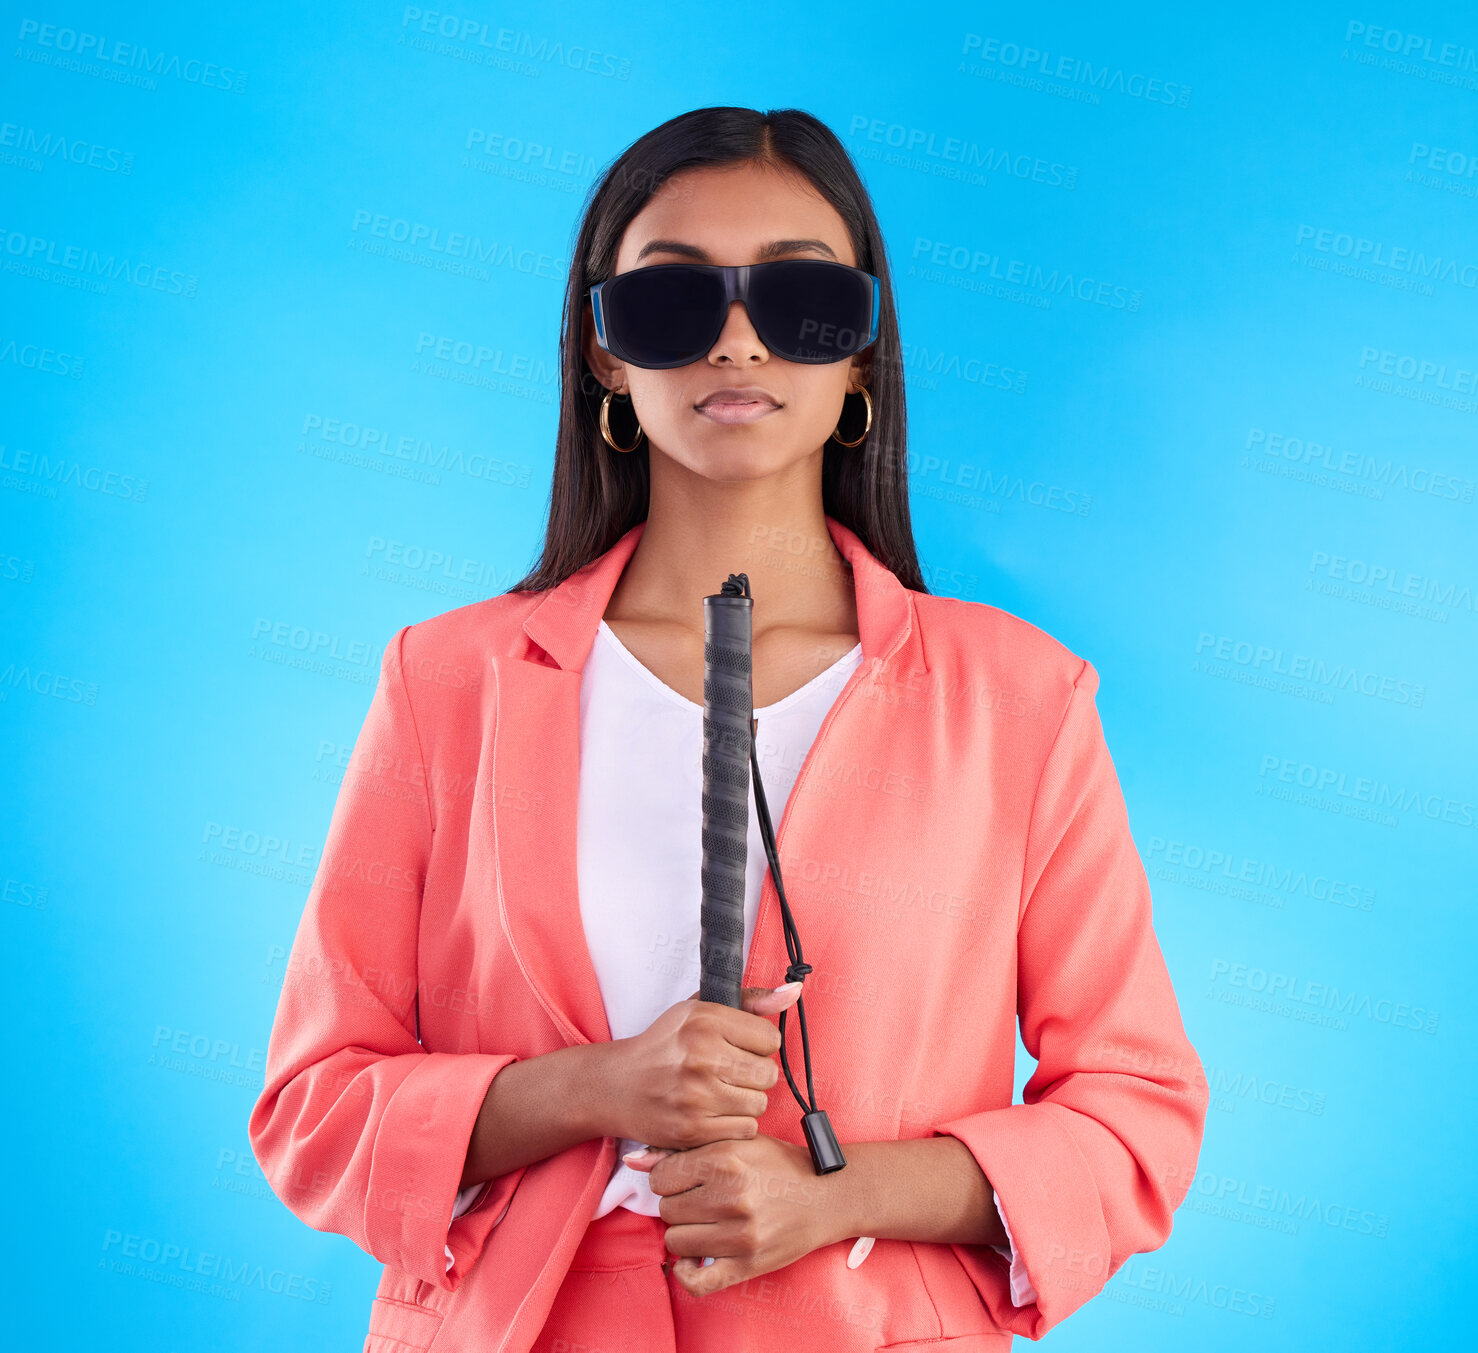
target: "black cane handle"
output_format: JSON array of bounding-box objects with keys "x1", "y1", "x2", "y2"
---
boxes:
[{"x1": 698, "y1": 583, "x2": 753, "y2": 1010}]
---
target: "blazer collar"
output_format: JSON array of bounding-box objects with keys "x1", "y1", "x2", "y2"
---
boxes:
[
  {"x1": 490, "y1": 514, "x2": 916, "y2": 1050},
  {"x1": 521, "y1": 513, "x2": 915, "y2": 674}
]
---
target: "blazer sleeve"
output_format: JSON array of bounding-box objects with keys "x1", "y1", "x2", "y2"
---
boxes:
[
  {"x1": 247, "y1": 624, "x2": 525, "y2": 1293},
  {"x1": 930, "y1": 658, "x2": 1208, "y2": 1338}
]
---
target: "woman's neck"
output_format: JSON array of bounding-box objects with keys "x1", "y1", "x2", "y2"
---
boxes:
[{"x1": 604, "y1": 498, "x2": 857, "y2": 646}]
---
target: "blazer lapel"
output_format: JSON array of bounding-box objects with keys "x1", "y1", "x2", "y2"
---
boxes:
[{"x1": 488, "y1": 514, "x2": 917, "y2": 1050}]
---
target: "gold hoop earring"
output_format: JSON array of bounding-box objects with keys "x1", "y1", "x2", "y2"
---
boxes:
[
  {"x1": 831, "y1": 384, "x2": 873, "y2": 448},
  {"x1": 600, "y1": 387, "x2": 644, "y2": 453}
]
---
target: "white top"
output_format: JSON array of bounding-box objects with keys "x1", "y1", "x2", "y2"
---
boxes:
[
  {"x1": 444, "y1": 618, "x2": 1031, "y2": 1304},
  {"x1": 579, "y1": 618, "x2": 863, "y2": 1218}
]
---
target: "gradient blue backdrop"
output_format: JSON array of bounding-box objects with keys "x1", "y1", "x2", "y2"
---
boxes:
[{"x1": 4, "y1": 2, "x2": 1474, "y2": 1347}]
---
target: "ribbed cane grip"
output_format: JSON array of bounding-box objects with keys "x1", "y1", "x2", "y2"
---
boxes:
[{"x1": 699, "y1": 592, "x2": 753, "y2": 1010}]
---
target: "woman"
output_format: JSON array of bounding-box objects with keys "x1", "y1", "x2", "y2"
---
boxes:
[{"x1": 249, "y1": 106, "x2": 1207, "y2": 1353}]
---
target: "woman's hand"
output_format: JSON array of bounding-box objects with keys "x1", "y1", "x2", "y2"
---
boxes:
[
  {"x1": 598, "y1": 984, "x2": 801, "y2": 1151},
  {"x1": 624, "y1": 1134, "x2": 846, "y2": 1296}
]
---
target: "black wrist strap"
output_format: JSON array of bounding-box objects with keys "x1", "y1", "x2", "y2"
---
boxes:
[{"x1": 749, "y1": 724, "x2": 846, "y2": 1175}]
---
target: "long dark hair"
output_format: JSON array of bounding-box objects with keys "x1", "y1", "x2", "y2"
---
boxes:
[{"x1": 507, "y1": 105, "x2": 928, "y2": 596}]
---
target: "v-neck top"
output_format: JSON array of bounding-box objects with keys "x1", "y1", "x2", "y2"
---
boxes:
[{"x1": 578, "y1": 619, "x2": 863, "y2": 1219}]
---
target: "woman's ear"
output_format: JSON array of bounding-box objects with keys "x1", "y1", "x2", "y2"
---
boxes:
[{"x1": 581, "y1": 300, "x2": 626, "y2": 392}]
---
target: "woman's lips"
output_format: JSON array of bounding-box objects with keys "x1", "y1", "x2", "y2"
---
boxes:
[{"x1": 695, "y1": 399, "x2": 780, "y2": 425}]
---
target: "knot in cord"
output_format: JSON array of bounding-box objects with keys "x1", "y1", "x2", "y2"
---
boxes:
[{"x1": 784, "y1": 961, "x2": 813, "y2": 984}]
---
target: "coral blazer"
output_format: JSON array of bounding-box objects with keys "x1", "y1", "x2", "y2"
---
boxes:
[{"x1": 248, "y1": 515, "x2": 1207, "y2": 1353}]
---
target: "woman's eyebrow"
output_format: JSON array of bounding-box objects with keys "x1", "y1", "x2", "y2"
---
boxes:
[{"x1": 634, "y1": 238, "x2": 839, "y2": 262}]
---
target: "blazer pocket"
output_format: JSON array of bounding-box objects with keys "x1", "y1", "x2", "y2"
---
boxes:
[
  {"x1": 882, "y1": 1240, "x2": 1009, "y2": 1351},
  {"x1": 364, "y1": 1294, "x2": 445, "y2": 1353}
]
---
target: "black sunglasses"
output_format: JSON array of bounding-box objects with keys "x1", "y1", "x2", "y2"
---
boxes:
[{"x1": 589, "y1": 260, "x2": 881, "y2": 370}]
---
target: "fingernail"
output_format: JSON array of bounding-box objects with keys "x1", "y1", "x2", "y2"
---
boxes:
[
  {"x1": 775, "y1": 981, "x2": 803, "y2": 998},
  {"x1": 623, "y1": 1148, "x2": 661, "y2": 1164}
]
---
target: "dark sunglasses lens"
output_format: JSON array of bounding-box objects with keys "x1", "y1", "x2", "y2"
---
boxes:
[
  {"x1": 604, "y1": 266, "x2": 724, "y2": 367},
  {"x1": 750, "y1": 262, "x2": 873, "y2": 363}
]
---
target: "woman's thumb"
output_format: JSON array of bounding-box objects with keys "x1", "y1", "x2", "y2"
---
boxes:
[
  {"x1": 743, "y1": 982, "x2": 803, "y2": 1016},
  {"x1": 687, "y1": 984, "x2": 804, "y2": 1014}
]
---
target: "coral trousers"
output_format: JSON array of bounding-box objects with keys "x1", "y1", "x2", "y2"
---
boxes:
[
  {"x1": 534, "y1": 1204, "x2": 870, "y2": 1353},
  {"x1": 529, "y1": 1201, "x2": 1016, "y2": 1353},
  {"x1": 530, "y1": 1205, "x2": 689, "y2": 1352}
]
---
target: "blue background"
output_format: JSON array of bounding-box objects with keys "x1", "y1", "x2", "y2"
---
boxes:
[{"x1": 4, "y1": 1, "x2": 1474, "y2": 1347}]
